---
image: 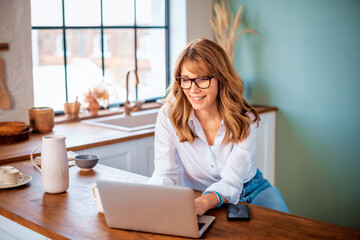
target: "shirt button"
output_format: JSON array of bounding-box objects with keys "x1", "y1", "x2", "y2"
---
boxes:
[{"x1": 211, "y1": 165, "x2": 214, "y2": 168}]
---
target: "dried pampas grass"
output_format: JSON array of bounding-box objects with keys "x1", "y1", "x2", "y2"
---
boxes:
[
  {"x1": 210, "y1": 1, "x2": 257, "y2": 63},
  {"x1": 84, "y1": 86, "x2": 109, "y2": 105}
]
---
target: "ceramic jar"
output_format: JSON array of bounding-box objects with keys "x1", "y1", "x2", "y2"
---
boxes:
[{"x1": 29, "y1": 107, "x2": 54, "y2": 133}]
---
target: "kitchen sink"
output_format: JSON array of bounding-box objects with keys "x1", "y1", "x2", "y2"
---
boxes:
[{"x1": 82, "y1": 108, "x2": 159, "y2": 132}]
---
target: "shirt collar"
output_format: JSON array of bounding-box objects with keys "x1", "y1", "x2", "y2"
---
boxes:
[
  {"x1": 189, "y1": 109, "x2": 196, "y2": 122},
  {"x1": 188, "y1": 110, "x2": 225, "y2": 135},
  {"x1": 188, "y1": 109, "x2": 198, "y2": 132}
]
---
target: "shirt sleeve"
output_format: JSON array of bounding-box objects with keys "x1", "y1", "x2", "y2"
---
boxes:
[
  {"x1": 146, "y1": 106, "x2": 180, "y2": 186},
  {"x1": 205, "y1": 122, "x2": 258, "y2": 204}
]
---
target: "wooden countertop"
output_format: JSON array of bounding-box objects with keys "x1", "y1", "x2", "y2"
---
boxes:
[
  {"x1": 0, "y1": 161, "x2": 359, "y2": 239},
  {"x1": 0, "y1": 105, "x2": 277, "y2": 164}
]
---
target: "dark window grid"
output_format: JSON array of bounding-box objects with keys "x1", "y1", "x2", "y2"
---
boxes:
[{"x1": 32, "y1": 0, "x2": 169, "y2": 107}]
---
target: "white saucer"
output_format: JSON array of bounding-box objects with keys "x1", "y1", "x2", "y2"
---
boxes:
[{"x1": 0, "y1": 174, "x2": 32, "y2": 189}]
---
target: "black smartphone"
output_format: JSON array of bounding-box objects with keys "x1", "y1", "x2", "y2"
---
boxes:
[{"x1": 226, "y1": 204, "x2": 250, "y2": 221}]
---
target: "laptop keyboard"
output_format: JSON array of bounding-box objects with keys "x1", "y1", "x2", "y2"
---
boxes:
[{"x1": 198, "y1": 222, "x2": 206, "y2": 231}]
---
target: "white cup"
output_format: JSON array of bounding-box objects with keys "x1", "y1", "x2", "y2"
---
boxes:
[
  {"x1": 91, "y1": 185, "x2": 104, "y2": 214},
  {"x1": 3, "y1": 169, "x2": 24, "y2": 185},
  {"x1": 0, "y1": 166, "x2": 15, "y2": 182}
]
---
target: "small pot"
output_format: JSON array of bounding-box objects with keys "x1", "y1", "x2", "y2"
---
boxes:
[{"x1": 64, "y1": 102, "x2": 81, "y2": 119}]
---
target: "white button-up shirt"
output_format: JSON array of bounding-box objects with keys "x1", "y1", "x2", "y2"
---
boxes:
[{"x1": 147, "y1": 105, "x2": 258, "y2": 204}]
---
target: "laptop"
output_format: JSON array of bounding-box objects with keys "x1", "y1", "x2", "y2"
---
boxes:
[{"x1": 96, "y1": 179, "x2": 216, "y2": 238}]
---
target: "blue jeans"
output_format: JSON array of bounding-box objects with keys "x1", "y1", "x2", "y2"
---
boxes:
[{"x1": 239, "y1": 169, "x2": 290, "y2": 213}]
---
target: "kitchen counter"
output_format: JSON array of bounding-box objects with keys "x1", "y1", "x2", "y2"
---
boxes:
[
  {"x1": 0, "y1": 105, "x2": 277, "y2": 164},
  {"x1": 1, "y1": 161, "x2": 359, "y2": 239}
]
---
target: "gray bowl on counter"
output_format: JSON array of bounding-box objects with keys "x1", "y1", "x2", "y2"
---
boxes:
[{"x1": 74, "y1": 154, "x2": 99, "y2": 171}]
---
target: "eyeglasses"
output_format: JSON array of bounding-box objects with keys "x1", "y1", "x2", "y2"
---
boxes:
[{"x1": 176, "y1": 76, "x2": 213, "y2": 90}]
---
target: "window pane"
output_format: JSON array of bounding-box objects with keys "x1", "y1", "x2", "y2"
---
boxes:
[
  {"x1": 64, "y1": 0, "x2": 101, "y2": 26},
  {"x1": 66, "y1": 29, "x2": 103, "y2": 104},
  {"x1": 136, "y1": 0, "x2": 165, "y2": 26},
  {"x1": 103, "y1": 29, "x2": 135, "y2": 103},
  {"x1": 31, "y1": 0, "x2": 62, "y2": 26},
  {"x1": 32, "y1": 29, "x2": 66, "y2": 111},
  {"x1": 137, "y1": 29, "x2": 166, "y2": 100},
  {"x1": 103, "y1": 0, "x2": 134, "y2": 26}
]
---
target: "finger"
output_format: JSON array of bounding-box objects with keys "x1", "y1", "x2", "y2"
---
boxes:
[{"x1": 196, "y1": 206, "x2": 205, "y2": 216}]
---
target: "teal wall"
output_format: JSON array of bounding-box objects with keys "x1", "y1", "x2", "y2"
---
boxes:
[{"x1": 228, "y1": 0, "x2": 360, "y2": 230}]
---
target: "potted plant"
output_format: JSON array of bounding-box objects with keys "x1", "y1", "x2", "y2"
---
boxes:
[{"x1": 84, "y1": 86, "x2": 109, "y2": 116}]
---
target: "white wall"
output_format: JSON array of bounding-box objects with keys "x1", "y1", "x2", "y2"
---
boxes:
[
  {"x1": 0, "y1": 0, "x2": 34, "y2": 124},
  {"x1": 169, "y1": 0, "x2": 213, "y2": 79},
  {"x1": 186, "y1": 0, "x2": 213, "y2": 42}
]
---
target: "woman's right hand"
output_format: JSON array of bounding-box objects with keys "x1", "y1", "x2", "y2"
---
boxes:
[
  {"x1": 194, "y1": 196, "x2": 212, "y2": 216},
  {"x1": 194, "y1": 192, "x2": 222, "y2": 215}
]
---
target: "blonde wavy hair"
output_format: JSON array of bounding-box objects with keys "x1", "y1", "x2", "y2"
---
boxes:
[{"x1": 164, "y1": 38, "x2": 260, "y2": 144}]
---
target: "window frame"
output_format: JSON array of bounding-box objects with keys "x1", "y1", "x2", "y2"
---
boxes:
[{"x1": 31, "y1": 0, "x2": 170, "y2": 112}]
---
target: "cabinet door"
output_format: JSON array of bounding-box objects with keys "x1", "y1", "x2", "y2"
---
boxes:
[
  {"x1": 80, "y1": 140, "x2": 138, "y2": 173},
  {"x1": 137, "y1": 136, "x2": 155, "y2": 177},
  {"x1": 255, "y1": 112, "x2": 276, "y2": 185},
  {"x1": 0, "y1": 215, "x2": 48, "y2": 240}
]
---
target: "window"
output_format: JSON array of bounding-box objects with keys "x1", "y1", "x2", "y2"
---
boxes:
[{"x1": 31, "y1": 0, "x2": 169, "y2": 111}]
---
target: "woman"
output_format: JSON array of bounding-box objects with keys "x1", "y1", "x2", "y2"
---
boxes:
[{"x1": 147, "y1": 38, "x2": 289, "y2": 215}]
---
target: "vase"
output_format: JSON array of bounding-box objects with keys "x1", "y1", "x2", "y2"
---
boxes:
[{"x1": 88, "y1": 99, "x2": 100, "y2": 116}]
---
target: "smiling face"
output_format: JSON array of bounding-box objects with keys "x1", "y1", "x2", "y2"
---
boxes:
[{"x1": 180, "y1": 61, "x2": 219, "y2": 114}]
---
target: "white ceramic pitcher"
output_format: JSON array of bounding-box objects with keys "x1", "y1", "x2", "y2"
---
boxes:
[{"x1": 30, "y1": 135, "x2": 69, "y2": 194}]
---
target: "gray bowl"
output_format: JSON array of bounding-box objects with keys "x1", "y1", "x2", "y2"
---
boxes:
[{"x1": 74, "y1": 154, "x2": 99, "y2": 171}]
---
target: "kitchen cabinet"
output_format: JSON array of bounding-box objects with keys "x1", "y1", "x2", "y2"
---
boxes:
[
  {"x1": 76, "y1": 111, "x2": 277, "y2": 185},
  {"x1": 77, "y1": 136, "x2": 155, "y2": 177},
  {"x1": 255, "y1": 111, "x2": 276, "y2": 185}
]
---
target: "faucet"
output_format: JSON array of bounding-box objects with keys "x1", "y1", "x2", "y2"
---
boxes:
[{"x1": 124, "y1": 69, "x2": 140, "y2": 116}]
